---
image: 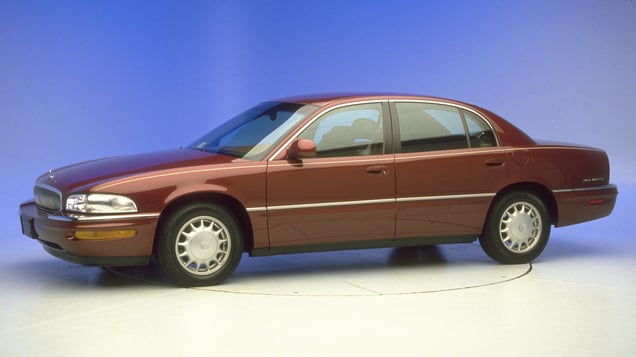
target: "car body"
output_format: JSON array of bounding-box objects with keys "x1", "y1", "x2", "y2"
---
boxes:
[{"x1": 19, "y1": 94, "x2": 618, "y2": 286}]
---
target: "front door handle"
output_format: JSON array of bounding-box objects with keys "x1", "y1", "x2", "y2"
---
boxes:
[{"x1": 367, "y1": 165, "x2": 389, "y2": 175}]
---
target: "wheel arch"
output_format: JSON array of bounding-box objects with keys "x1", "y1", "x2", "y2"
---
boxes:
[
  {"x1": 491, "y1": 182, "x2": 558, "y2": 226},
  {"x1": 154, "y1": 192, "x2": 254, "y2": 254}
]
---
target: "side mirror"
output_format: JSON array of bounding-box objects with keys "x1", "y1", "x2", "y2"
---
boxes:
[{"x1": 287, "y1": 139, "x2": 316, "y2": 160}]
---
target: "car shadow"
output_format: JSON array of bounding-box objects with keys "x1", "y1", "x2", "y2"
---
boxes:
[
  {"x1": 1, "y1": 246, "x2": 453, "y2": 289},
  {"x1": 1, "y1": 258, "x2": 168, "y2": 290},
  {"x1": 4, "y1": 235, "x2": 618, "y2": 289},
  {"x1": 388, "y1": 245, "x2": 447, "y2": 266}
]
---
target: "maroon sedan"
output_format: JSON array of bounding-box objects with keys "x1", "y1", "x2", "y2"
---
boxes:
[{"x1": 19, "y1": 94, "x2": 618, "y2": 286}]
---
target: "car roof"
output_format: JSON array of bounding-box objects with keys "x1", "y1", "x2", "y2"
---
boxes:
[{"x1": 274, "y1": 93, "x2": 465, "y2": 107}]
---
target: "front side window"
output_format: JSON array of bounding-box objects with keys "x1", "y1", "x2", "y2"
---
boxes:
[
  {"x1": 396, "y1": 102, "x2": 468, "y2": 153},
  {"x1": 298, "y1": 103, "x2": 384, "y2": 157}
]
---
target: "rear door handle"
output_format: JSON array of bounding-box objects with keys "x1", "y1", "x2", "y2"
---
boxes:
[
  {"x1": 484, "y1": 158, "x2": 505, "y2": 167},
  {"x1": 367, "y1": 165, "x2": 389, "y2": 175}
]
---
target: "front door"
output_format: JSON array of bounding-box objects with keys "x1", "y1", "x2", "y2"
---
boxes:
[{"x1": 266, "y1": 102, "x2": 396, "y2": 248}]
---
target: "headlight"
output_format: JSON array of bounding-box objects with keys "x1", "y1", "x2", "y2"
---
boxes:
[{"x1": 66, "y1": 194, "x2": 138, "y2": 214}]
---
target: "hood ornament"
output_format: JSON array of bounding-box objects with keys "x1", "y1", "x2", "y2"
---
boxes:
[{"x1": 48, "y1": 169, "x2": 55, "y2": 181}]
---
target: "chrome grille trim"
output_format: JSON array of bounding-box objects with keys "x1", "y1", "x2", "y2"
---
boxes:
[
  {"x1": 48, "y1": 212, "x2": 161, "y2": 222},
  {"x1": 34, "y1": 183, "x2": 63, "y2": 212}
]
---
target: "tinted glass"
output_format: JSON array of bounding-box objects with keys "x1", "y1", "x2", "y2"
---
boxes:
[
  {"x1": 396, "y1": 103, "x2": 468, "y2": 152},
  {"x1": 463, "y1": 110, "x2": 496, "y2": 147},
  {"x1": 189, "y1": 102, "x2": 318, "y2": 160},
  {"x1": 298, "y1": 103, "x2": 384, "y2": 157}
]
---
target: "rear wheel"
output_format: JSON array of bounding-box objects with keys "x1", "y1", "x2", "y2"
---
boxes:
[
  {"x1": 156, "y1": 203, "x2": 243, "y2": 286},
  {"x1": 479, "y1": 192, "x2": 551, "y2": 264}
]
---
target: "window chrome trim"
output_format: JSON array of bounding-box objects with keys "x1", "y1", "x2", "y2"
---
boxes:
[
  {"x1": 246, "y1": 192, "x2": 495, "y2": 212},
  {"x1": 48, "y1": 212, "x2": 161, "y2": 222},
  {"x1": 267, "y1": 97, "x2": 501, "y2": 161},
  {"x1": 395, "y1": 148, "x2": 508, "y2": 161},
  {"x1": 388, "y1": 99, "x2": 501, "y2": 147},
  {"x1": 267, "y1": 155, "x2": 394, "y2": 168}
]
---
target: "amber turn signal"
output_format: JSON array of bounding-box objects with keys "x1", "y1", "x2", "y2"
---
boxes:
[{"x1": 74, "y1": 229, "x2": 137, "y2": 240}]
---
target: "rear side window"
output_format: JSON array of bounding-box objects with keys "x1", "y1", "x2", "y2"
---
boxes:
[
  {"x1": 396, "y1": 103, "x2": 468, "y2": 153},
  {"x1": 463, "y1": 110, "x2": 496, "y2": 148}
]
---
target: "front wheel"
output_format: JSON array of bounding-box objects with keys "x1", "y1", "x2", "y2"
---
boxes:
[
  {"x1": 155, "y1": 203, "x2": 243, "y2": 286},
  {"x1": 479, "y1": 192, "x2": 551, "y2": 264}
]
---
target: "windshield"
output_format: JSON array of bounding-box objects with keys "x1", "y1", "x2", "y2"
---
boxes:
[{"x1": 188, "y1": 102, "x2": 319, "y2": 160}]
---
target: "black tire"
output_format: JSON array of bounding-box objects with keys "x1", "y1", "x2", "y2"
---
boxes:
[
  {"x1": 479, "y1": 192, "x2": 551, "y2": 264},
  {"x1": 155, "y1": 203, "x2": 243, "y2": 286}
]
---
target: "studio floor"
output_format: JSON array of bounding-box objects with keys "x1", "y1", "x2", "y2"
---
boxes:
[{"x1": 1, "y1": 186, "x2": 634, "y2": 356}]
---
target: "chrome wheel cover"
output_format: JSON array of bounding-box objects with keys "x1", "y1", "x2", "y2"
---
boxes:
[
  {"x1": 175, "y1": 216, "x2": 231, "y2": 276},
  {"x1": 498, "y1": 201, "x2": 542, "y2": 253}
]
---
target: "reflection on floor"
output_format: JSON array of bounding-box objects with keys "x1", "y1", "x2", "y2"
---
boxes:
[
  {"x1": 110, "y1": 245, "x2": 531, "y2": 296},
  {"x1": 1, "y1": 189, "x2": 634, "y2": 355}
]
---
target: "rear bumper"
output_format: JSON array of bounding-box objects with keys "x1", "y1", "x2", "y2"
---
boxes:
[
  {"x1": 19, "y1": 200, "x2": 157, "y2": 266},
  {"x1": 553, "y1": 184, "x2": 618, "y2": 227}
]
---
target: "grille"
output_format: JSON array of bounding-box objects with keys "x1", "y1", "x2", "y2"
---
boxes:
[{"x1": 34, "y1": 184, "x2": 62, "y2": 212}]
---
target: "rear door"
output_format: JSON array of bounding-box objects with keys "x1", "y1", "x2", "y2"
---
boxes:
[
  {"x1": 266, "y1": 101, "x2": 396, "y2": 248},
  {"x1": 391, "y1": 101, "x2": 508, "y2": 239}
]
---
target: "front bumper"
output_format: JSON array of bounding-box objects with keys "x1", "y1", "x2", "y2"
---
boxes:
[{"x1": 19, "y1": 200, "x2": 159, "y2": 266}]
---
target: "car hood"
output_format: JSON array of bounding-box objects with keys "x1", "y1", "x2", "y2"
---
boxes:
[{"x1": 39, "y1": 149, "x2": 238, "y2": 193}]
